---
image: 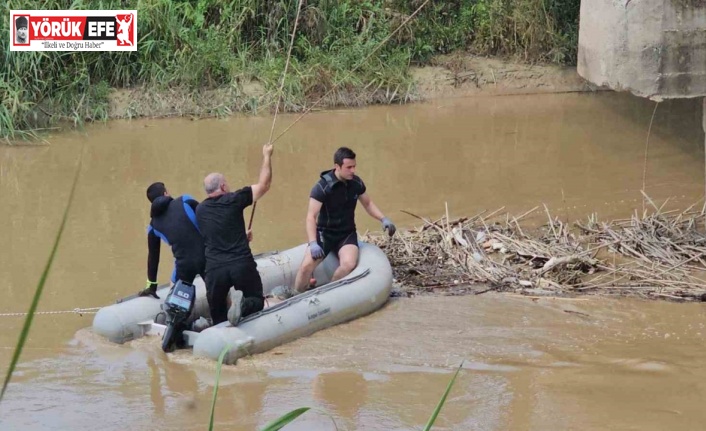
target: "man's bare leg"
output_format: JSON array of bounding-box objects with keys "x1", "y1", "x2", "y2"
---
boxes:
[
  {"x1": 263, "y1": 296, "x2": 284, "y2": 308},
  {"x1": 294, "y1": 247, "x2": 322, "y2": 293},
  {"x1": 331, "y1": 244, "x2": 358, "y2": 281}
]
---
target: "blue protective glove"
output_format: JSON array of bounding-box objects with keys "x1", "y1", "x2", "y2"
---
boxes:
[
  {"x1": 309, "y1": 241, "x2": 325, "y2": 260},
  {"x1": 381, "y1": 217, "x2": 396, "y2": 237}
]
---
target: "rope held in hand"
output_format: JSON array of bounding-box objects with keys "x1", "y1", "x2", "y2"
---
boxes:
[
  {"x1": 248, "y1": 0, "x2": 305, "y2": 230},
  {"x1": 247, "y1": 0, "x2": 431, "y2": 228},
  {"x1": 270, "y1": 0, "x2": 431, "y2": 146}
]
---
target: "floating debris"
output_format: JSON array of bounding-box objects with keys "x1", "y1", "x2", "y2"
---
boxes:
[{"x1": 362, "y1": 199, "x2": 706, "y2": 302}]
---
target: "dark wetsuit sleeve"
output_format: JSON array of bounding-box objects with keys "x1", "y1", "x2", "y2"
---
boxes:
[
  {"x1": 147, "y1": 227, "x2": 160, "y2": 283},
  {"x1": 355, "y1": 176, "x2": 367, "y2": 195},
  {"x1": 185, "y1": 198, "x2": 199, "y2": 211},
  {"x1": 310, "y1": 181, "x2": 326, "y2": 202}
]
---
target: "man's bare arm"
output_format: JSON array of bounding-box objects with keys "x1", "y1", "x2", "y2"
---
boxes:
[
  {"x1": 358, "y1": 192, "x2": 385, "y2": 221},
  {"x1": 306, "y1": 198, "x2": 323, "y2": 242},
  {"x1": 251, "y1": 143, "x2": 274, "y2": 202},
  {"x1": 359, "y1": 192, "x2": 396, "y2": 236}
]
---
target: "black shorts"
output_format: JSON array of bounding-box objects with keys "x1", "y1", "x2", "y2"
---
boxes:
[
  {"x1": 317, "y1": 230, "x2": 358, "y2": 257},
  {"x1": 204, "y1": 259, "x2": 264, "y2": 325}
]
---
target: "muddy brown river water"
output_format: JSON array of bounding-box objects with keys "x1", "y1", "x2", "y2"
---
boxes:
[{"x1": 1, "y1": 92, "x2": 705, "y2": 430}]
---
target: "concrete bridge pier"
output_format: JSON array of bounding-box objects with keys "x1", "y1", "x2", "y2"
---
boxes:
[
  {"x1": 578, "y1": 0, "x2": 706, "y2": 100},
  {"x1": 578, "y1": 0, "x2": 706, "y2": 197}
]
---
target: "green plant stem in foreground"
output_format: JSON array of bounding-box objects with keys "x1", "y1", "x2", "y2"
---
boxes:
[
  {"x1": 208, "y1": 344, "x2": 311, "y2": 431},
  {"x1": 424, "y1": 360, "x2": 465, "y2": 430},
  {"x1": 207, "y1": 345, "x2": 463, "y2": 431},
  {"x1": 208, "y1": 345, "x2": 231, "y2": 431},
  {"x1": 0, "y1": 146, "x2": 84, "y2": 403},
  {"x1": 260, "y1": 407, "x2": 311, "y2": 431}
]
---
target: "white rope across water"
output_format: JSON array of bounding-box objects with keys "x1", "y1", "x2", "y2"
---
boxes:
[{"x1": 0, "y1": 307, "x2": 100, "y2": 317}]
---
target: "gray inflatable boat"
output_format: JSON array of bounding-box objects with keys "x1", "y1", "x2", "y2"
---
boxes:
[
  {"x1": 92, "y1": 242, "x2": 393, "y2": 363},
  {"x1": 92, "y1": 244, "x2": 308, "y2": 344},
  {"x1": 192, "y1": 241, "x2": 393, "y2": 364}
]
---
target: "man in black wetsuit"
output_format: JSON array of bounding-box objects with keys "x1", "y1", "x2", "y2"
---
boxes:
[
  {"x1": 195, "y1": 143, "x2": 274, "y2": 326},
  {"x1": 287, "y1": 146, "x2": 396, "y2": 296},
  {"x1": 138, "y1": 182, "x2": 205, "y2": 298}
]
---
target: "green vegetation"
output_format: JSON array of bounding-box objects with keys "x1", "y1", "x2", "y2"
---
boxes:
[
  {"x1": 423, "y1": 360, "x2": 464, "y2": 430},
  {"x1": 208, "y1": 345, "x2": 231, "y2": 431},
  {"x1": 0, "y1": 0, "x2": 579, "y2": 141}
]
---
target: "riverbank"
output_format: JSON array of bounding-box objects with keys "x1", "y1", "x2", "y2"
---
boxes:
[
  {"x1": 1, "y1": 0, "x2": 582, "y2": 141},
  {"x1": 106, "y1": 54, "x2": 593, "y2": 121},
  {"x1": 5, "y1": 53, "x2": 593, "y2": 141}
]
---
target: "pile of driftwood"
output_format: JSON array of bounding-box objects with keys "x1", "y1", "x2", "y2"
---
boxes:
[{"x1": 362, "y1": 202, "x2": 706, "y2": 302}]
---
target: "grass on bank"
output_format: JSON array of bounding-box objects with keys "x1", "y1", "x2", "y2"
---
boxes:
[{"x1": 1, "y1": 0, "x2": 579, "y2": 142}]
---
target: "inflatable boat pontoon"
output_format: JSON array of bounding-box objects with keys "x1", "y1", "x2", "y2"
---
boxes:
[{"x1": 92, "y1": 241, "x2": 393, "y2": 363}]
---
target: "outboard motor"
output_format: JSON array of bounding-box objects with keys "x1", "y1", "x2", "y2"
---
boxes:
[{"x1": 161, "y1": 280, "x2": 196, "y2": 353}]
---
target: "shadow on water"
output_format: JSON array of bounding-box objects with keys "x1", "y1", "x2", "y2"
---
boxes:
[{"x1": 592, "y1": 91, "x2": 704, "y2": 157}]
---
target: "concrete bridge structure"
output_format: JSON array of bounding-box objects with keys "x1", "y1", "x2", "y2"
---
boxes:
[
  {"x1": 578, "y1": 0, "x2": 705, "y2": 99},
  {"x1": 577, "y1": 0, "x2": 706, "y2": 157}
]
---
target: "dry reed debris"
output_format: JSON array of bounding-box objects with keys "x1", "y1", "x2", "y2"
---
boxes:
[{"x1": 362, "y1": 200, "x2": 706, "y2": 302}]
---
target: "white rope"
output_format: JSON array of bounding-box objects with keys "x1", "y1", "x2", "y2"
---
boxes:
[{"x1": 0, "y1": 307, "x2": 101, "y2": 317}]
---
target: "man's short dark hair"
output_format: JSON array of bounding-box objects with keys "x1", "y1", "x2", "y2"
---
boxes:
[
  {"x1": 334, "y1": 147, "x2": 356, "y2": 166},
  {"x1": 146, "y1": 182, "x2": 166, "y2": 202}
]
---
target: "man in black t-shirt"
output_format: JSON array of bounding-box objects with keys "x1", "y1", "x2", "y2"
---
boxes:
[
  {"x1": 195, "y1": 143, "x2": 274, "y2": 326},
  {"x1": 289, "y1": 146, "x2": 396, "y2": 296}
]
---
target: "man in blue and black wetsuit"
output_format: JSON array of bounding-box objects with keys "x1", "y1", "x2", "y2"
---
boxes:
[
  {"x1": 288, "y1": 146, "x2": 397, "y2": 297},
  {"x1": 138, "y1": 182, "x2": 205, "y2": 299}
]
